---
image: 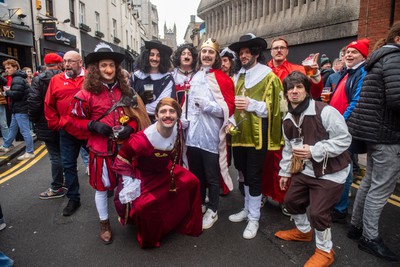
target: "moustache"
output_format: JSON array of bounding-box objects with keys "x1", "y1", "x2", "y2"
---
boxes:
[
  {"x1": 202, "y1": 56, "x2": 213, "y2": 61},
  {"x1": 162, "y1": 117, "x2": 174, "y2": 121},
  {"x1": 183, "y1": 58, "x2": 190, "y2": 61}
]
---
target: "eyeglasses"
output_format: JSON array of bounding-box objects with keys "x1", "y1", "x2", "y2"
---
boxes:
[
  {"x1": 63, "y1": 59, "x2": 80, "y2": 64},
  {"x1": 271, "y1": 46, "x2": 288, "y2": 51}
]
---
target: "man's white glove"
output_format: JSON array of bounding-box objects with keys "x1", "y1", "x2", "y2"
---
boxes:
[
  {"x1": 193, "y1": 96, "x2": 207, "y2": 110},
  {"x1": 119, "y1": 175, "x2": 141, "y2": 204}
]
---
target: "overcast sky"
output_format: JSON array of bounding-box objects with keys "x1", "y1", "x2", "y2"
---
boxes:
[{"x1": 150, "y1": 0, "x2": 203, "y2": 45}]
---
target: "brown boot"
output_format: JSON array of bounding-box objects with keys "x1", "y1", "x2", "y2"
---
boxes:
[
  {"x1": 275, "y1": 228, "x2": 313, "y2": 242},
  {"x1": 100, "y1": 219, "x2": 112, "y2": 244},
  {"x1": 304, "y1": 248, "x2": 334, "y2": 267}
]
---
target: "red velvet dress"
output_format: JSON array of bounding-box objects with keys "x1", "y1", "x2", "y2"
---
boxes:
[{"x1": 113, "y1": 124, "x2": 202, "y2": 248}]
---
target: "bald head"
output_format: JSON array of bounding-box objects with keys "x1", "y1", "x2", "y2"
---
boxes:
[
  {"x1": 63, "y1": 50, "x2": 83, "y2": 78},
  {"x1": 64, "y1": 51, "x2": 81, "y2": 60}
]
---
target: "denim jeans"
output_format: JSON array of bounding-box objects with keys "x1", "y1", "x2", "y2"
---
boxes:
[
  {"x1": 45, "y1": 141, "x2": 64, "y2": 191},
  {"x1": 59, "y1": 129, "x2": 87, "y2": 202},
  {"x1": 3, "y1": 113, "x2": 33, "y2": 153},
  {"x1": 80, "y1": 146, "x2": 89, "y2": 167},
  {"x1": 334, "y1": 161, "x2": 353, "y2": 213},
  {"x1": 0, "y1": 105, "x2": 9, "y2": 139}
]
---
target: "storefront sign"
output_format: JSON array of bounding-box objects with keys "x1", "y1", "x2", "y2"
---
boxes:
[
  {"x1": 43, "y1": 22, "x2": 56, "y2": 37},
  {"x1": 45, "y1": 30, "x2": 76, "y2": 48},
  {"x1": 0, "y1": 24, "x2": 33, "y2": 46},
  {"x1": 0, "y1": 26, "x2": 15, "y2": 39}
]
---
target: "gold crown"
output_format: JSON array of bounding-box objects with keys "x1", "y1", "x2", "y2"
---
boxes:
[{"x1": 201, "y1": 38, "x2": 220, "y2": 52}]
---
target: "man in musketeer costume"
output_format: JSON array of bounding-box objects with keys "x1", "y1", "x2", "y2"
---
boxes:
[{"x1": 67, "y1": 43, "x2": 150, "y2": 244}]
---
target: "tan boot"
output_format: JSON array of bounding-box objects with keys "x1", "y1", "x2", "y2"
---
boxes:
[
  {"x1": 275, "y1": 228, "x2": 313, "y2": 242},
  {"x1": 100, "y1": 219, "x2": 112, "y2": 244},
  {"x1": 304, "y1": 248, "x2": 334, "y2": 267}
]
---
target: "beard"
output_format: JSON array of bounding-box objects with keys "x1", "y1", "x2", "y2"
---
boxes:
[{"x1": 242, "y1": 56, "x2": 257, "y2": 70}]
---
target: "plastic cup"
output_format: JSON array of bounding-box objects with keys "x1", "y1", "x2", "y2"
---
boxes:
[
  {"x1": 290, "y1": 137, "x2": 303, "y2": 149},
  {"x1": 321, "y1": 87, "x2": 332, "y2": 103},
  {"x1": 112, "y1": 125, "x2": 124, "y2": 139},
  {"x1": 303, "y1": 63, "x2": 315, "y2": 76},
  {"x1": 143, "y1": 84, "x2": 154, "y2": 101}
]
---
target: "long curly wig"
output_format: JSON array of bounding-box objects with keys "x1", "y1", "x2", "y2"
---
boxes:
[
  {"x1": 136, "y1": 48, "x2": 172, "y2": 74},
  {"x1": 84, "y1": 63, "x2": 133, "y2": 97},
  {"x1": 172, "y1": 44, "x2": 198, "y2": 69}
]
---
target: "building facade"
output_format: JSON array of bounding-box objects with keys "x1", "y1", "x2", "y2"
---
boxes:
[
  {"x1": 197, "y1": 0, "x2": 361, "y2": 63},
  {"x1": 0, "y1": 0, "x2": 159, "y2": 72},
  {"x1": 0, "y1": 0, "x2": 35, "y2": 69},
  {"x1": 358, "y1": 0, "x2": 399, "y2": 52}
]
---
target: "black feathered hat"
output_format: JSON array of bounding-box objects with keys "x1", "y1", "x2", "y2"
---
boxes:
[
  {"x1": 228, "y1": 33, "x2": 267, "y2": 53},
  {"x1": 144, "y1": 40, "x2": 173, "y2": 57},
  {"x1": 85, "y1": 42, "x2": 125, "y2": 65}
]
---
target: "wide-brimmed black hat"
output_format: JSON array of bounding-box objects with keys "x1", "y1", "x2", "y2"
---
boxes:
[
  {"x1": 144, "y1": 40, "x2": 173, "y2": 57},
  {"x1": 228, "y1": 33, "x2": 267, "y2": 53},
  {"x1": 85, "y1": 42, "x2": 125, "y2": 65}
]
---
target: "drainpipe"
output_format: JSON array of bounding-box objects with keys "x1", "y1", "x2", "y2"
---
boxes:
[
  {"x1": 30, "y1": 0, "x2": 38, "y2": 69},
  {"x1": 389, "y1": 0, "x2": 395, "y2": 27}
]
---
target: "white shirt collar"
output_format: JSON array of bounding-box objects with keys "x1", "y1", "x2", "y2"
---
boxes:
[
  {"x1": 234, "y1": 63, "x2": 272, "y2": 88},
  {"x1": 65, "y1": 68, "x2": 85, "y2": 79}
]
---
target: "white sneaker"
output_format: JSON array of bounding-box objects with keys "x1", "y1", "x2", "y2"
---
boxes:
[
  {"x1": 0, "y1": 146, "x2": 10, "y2": 152},
  {"x1": 202, "y1": 209, "x2": 218, "y2": 230},
  {"x1": 229, "y1": 209, "x2": 249, "y2": 222},
  {"x1": 202, "y1": 204, "x2": 207, "y2": 214},
  {"x1": 0, "y1": 222, "x2": 6, "y2": 231},
  {"x1": 243, "y1": 220, "x2": 259, "y2": 239},
  {"x1": 17, "y1": 152, "x2": 35, "y2": 160}
]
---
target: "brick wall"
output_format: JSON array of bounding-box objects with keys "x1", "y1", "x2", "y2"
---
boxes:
[{"x1": 359, "y1": 0, "x2": 400, "y2": 53}]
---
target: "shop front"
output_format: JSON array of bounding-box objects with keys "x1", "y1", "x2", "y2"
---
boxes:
[
  {"x1": 40, "y1": 30, "x2": 78, "y2": 64},
  {"x1": 0, "y1": 22, "x2": 34, "y2": 69}
]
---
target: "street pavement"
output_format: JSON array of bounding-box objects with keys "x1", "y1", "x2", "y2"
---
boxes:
[{"x1": 0, "y1": 140, "x2": 399, "y2": 266}]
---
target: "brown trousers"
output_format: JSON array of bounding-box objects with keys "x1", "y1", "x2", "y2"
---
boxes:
[{"x1": 284, "y1": 173, "x2": 344, "y2": 231}]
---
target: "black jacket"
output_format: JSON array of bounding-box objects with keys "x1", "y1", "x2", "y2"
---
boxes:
[
  {"x1": 5, "y1": 70, "x2": 29, "y2": 114},
  {"x1": 28, "y1": 69, "x2": 62, "y2": 142},
  {"x1": 347, "y1": 44, "x2": 400, "y2": 143}
]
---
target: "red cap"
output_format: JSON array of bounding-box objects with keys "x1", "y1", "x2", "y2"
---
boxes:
[
  {"x1": 346, "y1": 39, "x2": 370, "y2": 58},
  {"x1": 44, "y1": 53, "x2": 63, "y2": 65}
]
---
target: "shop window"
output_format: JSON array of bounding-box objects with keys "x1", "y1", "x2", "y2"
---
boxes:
[
  {"x1": 95, "y1": 12, "x2": 100, "y2": 32},
  {"x1": 69, "y1": 0, "x2": 76, "y2": 26},
  {"x1": 79, "y1": 2, "x2": 86, "y2": 24}
]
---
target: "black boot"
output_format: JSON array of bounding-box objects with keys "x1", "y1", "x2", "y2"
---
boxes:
[
  {"x1": 358, "y1": 236, "x2": 398, "y2": 262},
  {"x1": 347, "y1": 224, "x2": 363, "y2": 240}
]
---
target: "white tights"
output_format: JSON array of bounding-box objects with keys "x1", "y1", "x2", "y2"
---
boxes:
[{"x1": 95, "y1": 190, "x2": 108, "y2": 221}]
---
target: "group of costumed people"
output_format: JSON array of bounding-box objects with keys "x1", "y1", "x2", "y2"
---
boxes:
[{"x1": 56, "y1": 31, "x2": 342, "y2": 267}]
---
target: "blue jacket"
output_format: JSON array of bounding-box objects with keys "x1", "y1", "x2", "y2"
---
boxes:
[{"x1": 332, "y1": 63, "x2": 366, "y2": 120}]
